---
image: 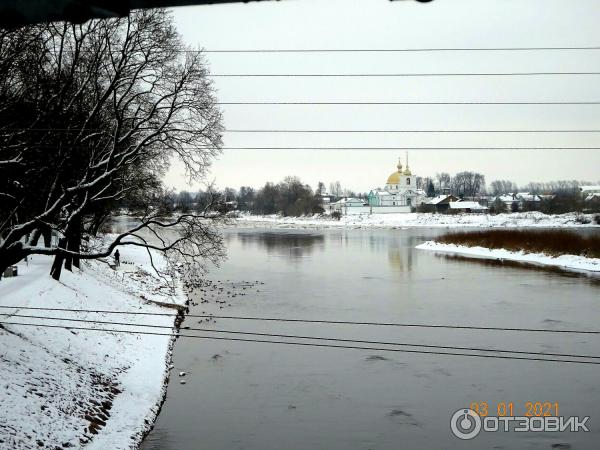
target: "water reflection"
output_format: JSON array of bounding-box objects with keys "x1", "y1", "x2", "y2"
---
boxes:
[
  {"x1": 437, "y1": 253, "x2": 600, "y2": 284},
  {"x1": 387, "y1": 248, "x2": 413, "y2": 272},
  {"x1": 235, "y1": 231, "x2": 325, "y2": 259},
  {"x1": 141, "y1": 227, "x2": 600, "y2": 450},
  {"x1": 141, "y1": 429, "x2": 176, "y2": 450}
]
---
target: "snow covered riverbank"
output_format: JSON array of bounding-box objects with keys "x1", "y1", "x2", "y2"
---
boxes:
[
  {"x1": 0, "y1": 244, "x2": 186, "y2": 449},
  {"x1": 235, "y1": 211, "x2": 600, "y2": 229},
  {"x1": 416, "y1": 241, "x2": 600, "y2": 273}
]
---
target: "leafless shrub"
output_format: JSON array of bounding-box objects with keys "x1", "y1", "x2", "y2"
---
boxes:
[{"x1": 438, "y1": 229, "x2": 600, "y2": 258}]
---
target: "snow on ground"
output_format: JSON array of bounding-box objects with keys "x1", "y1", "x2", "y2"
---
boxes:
[
  {"x1": 0, "y1": 242, "x2": 186, "y2": 449},
  {"x1": 236, "y1": 211, "x2": 600, "y2": 229},
  {"x1": 416, "y1": 241, "x2": 600, "y2": 273}
]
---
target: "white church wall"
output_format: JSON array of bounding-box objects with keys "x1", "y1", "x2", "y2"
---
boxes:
[
  {"x1": 334, "y1": 205, "x2": 413, "y2": 216},
  {"x1": 370, "y1": 206, "x2": 412, "y2": 214}
]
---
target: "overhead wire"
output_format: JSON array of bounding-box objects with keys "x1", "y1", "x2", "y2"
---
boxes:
[
  {"x1": 2, "y1": 311, "x2": 600, "y2": 360},
  {"x1": 1, "y1": 319, "x2": 599, "y2": 365},
  {"x1": 214, "y1": 101, "x2": 600, "y2": 105},
  {"x1": 199, "y1": 46, "x2": 600, "y2": 53},
  {"x1": 0, "y1": 305, "x2": 599, "y2": 334},
  {"x1": 209, "y1": 72, "x2": 600, "y2": 77}
]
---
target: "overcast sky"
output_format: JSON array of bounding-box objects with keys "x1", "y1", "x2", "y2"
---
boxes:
[{"x1": 164, "y1": 0, "x2": 600, "y2": 193}]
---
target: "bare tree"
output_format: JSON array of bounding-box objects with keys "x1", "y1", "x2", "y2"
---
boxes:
[
  {"x1": 329, "y1": 181, "x2": 342, "y2": 199},
  {"x1": 451, "y1": 171, "x2": 485, "y2": 198},
  {"x1": 316, "y1": 181, "x2": 326, "y2": 196},
  {"x1": 0, "y1": 10, "x2": 224, "y2": 280},
  {"x1": 435, "y1": 172, "x2": 451, "y2": 192},
  {"x1": 490, "y1": 180, "x2": 518, "y2": 196}
]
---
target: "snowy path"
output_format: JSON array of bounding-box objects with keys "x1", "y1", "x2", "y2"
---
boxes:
[
  {"x1": 0, "y1": 245, "x2": 186, "y2": 449},
  {"x1": 416, "y1": 241, "x2": 600, "y2": 273}
]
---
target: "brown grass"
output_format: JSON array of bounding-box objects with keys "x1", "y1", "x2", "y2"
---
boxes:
[{"x1": 437, "y1": 229, "x2": 600, "y2": 258}]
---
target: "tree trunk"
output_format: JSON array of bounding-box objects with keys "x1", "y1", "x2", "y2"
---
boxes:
[
  {"x1": 64, "y1": 251, "x2": 72, "y2": 271},
  {"x1": 89, "y1": 212, "x2": 108, "y2": 237},
  {"x1": 63, "y1": 215, "x2": 82, "y2": 271},
  {"x1": 50, "y1": 238, "x2": 67, "y2": 281},
  {"x1": 42, "y1": 227, "x2": 52, "y2": 247},
  {"x1": 0, "y1": 242, "x2": 27, "y2": 280},
  {"x1": 30, "y1": 228, "x2": 42, "y2": 246},
  {"x1": 29, "y1": 225, "x2": 52, "y2": 248},
  {"x1": 71, "y1": 219, "x2": 81, "y2": 269}
]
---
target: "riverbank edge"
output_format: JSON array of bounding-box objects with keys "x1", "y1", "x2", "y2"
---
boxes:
[
  {"x1": 0, "y1": 242, "x2": 188, "y2": 449},
  {"x1": 233, "y1": 212, "x2": 600, "y2": 230},
  {"x1": 134, "y1": 295, "x2": 189, "y2": 448},
  {"x1": 416, "y1": 241, "x2": 600, "y2": 273},
  {"x1": 87, "y1": 244, "x2": 190, "y2": 450}
]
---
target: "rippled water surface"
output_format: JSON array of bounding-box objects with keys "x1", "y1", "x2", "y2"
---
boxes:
[{"x1": 141, "y1": 226, "x2": 600, "y2": 450}]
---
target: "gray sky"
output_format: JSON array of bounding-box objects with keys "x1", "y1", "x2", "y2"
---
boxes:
[{"x1": 165, "y1": 0, "x2": 600, "y2": 193}]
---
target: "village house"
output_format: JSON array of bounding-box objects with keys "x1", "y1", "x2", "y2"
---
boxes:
[
  {"x1": 583, "y1": 190, "x2": 600, "y2": 212},
  {"x1": 421, "y1": 194, "x2": 459, "y2": 213},
  {"x1": 492, "y1": 192, "x2": 542, "y2": 211},
  {"x1": 329, "y1": 197, "x2": 367, "y2": 215},
  {"x1": 580, "y1": 185, "x2": 600, "y2": 197},
  {"x1": 447, "y1": 201, "x2": 489, "y2": 214}
]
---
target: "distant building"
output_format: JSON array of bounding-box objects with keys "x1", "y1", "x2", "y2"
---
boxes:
[
  {"x1": 492, "y1": 193, "x2": 542, "y2": 211},
  {"x1": 318, "y1": 194, "x2": 334, "y2": 205},
  {"x1": 330, "y1": 197, "x2": 367, "y2": 215},
  {"x1": 367, "y1": 155, "x2": 426, "y2": 213},
  {"x1": 584, "y1": 192, "x2": 600, "y2": 211},
  {"x1": 422, "y1": 194, "x2": 459, "y2": 213},
  {"x1": 448, "y1": 201, "x2": 489, "y2": 214},
  {"x1": 580, "y1": 185, "x2": 600, "y2": 195},
  {"x1": 329, "y1": 197, "x2": 369, "y2": 216}
]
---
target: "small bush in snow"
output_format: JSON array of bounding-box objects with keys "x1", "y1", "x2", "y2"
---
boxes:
[{"x1": 576, "y1": 216, "x2": 591, "y2": 224}]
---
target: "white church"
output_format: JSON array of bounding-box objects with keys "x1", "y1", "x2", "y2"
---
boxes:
[
  {"x1": 330, "y1": 155, "x2": 426, "y2": 215},
  {"x1": 366, "y1": 155, "x2": 426, "y2": 213}
]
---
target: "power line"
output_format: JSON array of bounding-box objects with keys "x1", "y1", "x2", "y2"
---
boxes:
[
  {"x1": 23, "y1": 71, "x2": 600, "y2": 79},
  {"x1": 223, "y1": 129, "x2": 600, "y2": 133},
  {"x1": 5, "y1": 101, "x2": 600, "y2": 107},
  {"x1": 1, "y1": 305, "x2": 599, "y2": 334},
  {"x1": 8, "y1": 146, "x2": 600, "y2": 151},
  {"x1": 10, "y1": 129, "x2": 600, "y2": 133},
  {"x1": 215, "y1": 101, "x2": 600, "y2": 105},
  {"x1": 213, "y1": 147, "x2": 600, "y2": 151},
  {"x1": 41, "y1": 46, "x2": 600, "y2": 55},
  {"x1": 201, "y1": 46, "x2": 600, "y2": 53},
  {"x1": 1, "y1": 320, "x2": 599, "y2": 365},
  {"x1": 210, "y1": 72, "x2": 600, "y2": 77},
  {"x1": 3, "y1": 312, "x2": 600, "y2": 360}
]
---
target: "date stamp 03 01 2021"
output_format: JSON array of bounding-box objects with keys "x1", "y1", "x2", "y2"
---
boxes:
[
  {"x1": 470, "y1": 401, "x2": 559, "y2": 418},
  {"x1": 450, "y1": 402, "x2": 591, "y2": 440}
]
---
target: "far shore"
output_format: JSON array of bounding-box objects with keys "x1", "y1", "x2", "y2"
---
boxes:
[
  {"x1": 417, "y1": 241, "x2": 600, "y2": 274},
  {"x1": 416, "y1": 228, "x2": 600, "y2": 274},
  {"x1": 232, "y1": 211, "x2": 600, "y2": 230}
]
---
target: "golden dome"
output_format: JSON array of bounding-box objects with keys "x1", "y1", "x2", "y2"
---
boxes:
[
  {"x1": 387, "y1": 171, "x2": 401, "y2": 184},
  {"x1": 386, "y1": 158, "x2": 402, "y2": 184}
]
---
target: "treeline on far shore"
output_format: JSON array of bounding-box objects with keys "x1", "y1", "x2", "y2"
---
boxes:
[
  {"x1": 140, "y1": 175, "x2": 600, "y2": 218},
  {"x1": 153, "y1": 176, "x2": 326, "y2": 217}
]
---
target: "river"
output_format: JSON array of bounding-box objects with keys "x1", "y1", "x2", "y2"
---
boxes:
[{"x1": 140, "y1": 226, "x2": 600, "y2": 450}]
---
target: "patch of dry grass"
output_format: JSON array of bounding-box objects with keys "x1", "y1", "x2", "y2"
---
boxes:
[{"x1": 437, "y1": 229, "x2": 600, "y2": 258}]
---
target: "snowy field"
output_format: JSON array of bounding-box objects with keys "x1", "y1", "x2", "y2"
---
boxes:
[
  {"x1": 235, "y1": 211, "x2": 600, "y2": 229},
  {"x1": 416, "y1": 241, "x2": 600, "y2": 273},
  {"x1": 0, "y1": 244, "x2": 185, "y2": 449}
]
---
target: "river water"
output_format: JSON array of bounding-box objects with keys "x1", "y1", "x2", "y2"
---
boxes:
[{"x1": 141, "y1": 226, "x2": 600, "y2": 450}]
